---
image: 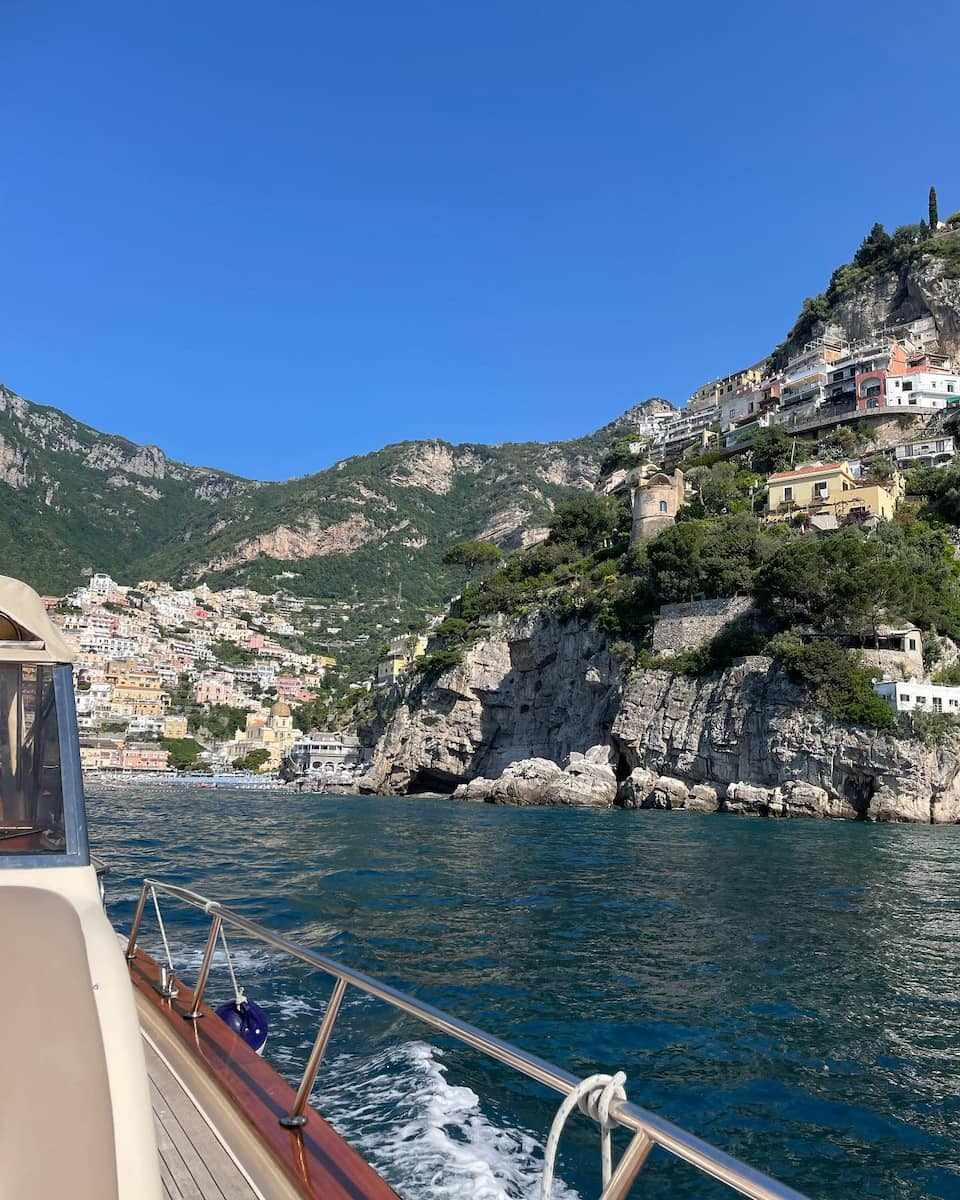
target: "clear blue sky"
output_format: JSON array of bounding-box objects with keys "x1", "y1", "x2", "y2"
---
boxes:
[{"x1": 3, "y1": 1, "x2": 958, "y2": 481}]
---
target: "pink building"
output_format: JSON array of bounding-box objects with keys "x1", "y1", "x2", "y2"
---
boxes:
[{"x1": 121, "y1": 745, "x2": 171, "y2": 772}]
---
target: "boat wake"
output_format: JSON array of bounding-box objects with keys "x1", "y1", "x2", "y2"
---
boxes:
[{"x1": 315, "y1": 1040, "x2": 580, "y2": 1200}]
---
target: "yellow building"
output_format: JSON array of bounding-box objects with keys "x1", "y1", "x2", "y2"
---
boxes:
[
  {"x1": 107, "y1": 660, "x2": 168, "y2": 718},
  {"x1": 765, "y1": 461, "x2": 904, "y2": 523},
  {"x1": 230, "y1": 701, "x2": 301, "y2": 770},
  {"x1": 688, "y1": 363, "x2": 765, "y2": 413},
  {"x1": 377, "y1": 635, "x2": 428, "y2": 687},
  {"x1": 163, "y1": 714, "x2": 189, "y2": 739}
]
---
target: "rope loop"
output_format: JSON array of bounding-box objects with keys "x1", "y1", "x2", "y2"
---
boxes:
[
  {"x1": 577, "y1": 1071, "x2": 626, "y2": 1129},
  {"x1": 541, "y1": 1071, "x2": 628, "y2": 1200}
]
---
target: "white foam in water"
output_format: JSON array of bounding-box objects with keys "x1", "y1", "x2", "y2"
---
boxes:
[{"x1": 316, "y1": 1041, "x2": 581, "y2": 1200}]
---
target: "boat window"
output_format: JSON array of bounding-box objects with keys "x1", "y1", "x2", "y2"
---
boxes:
[{"x1": 0, "y1": 664, "x2": 66, "y2": 855}]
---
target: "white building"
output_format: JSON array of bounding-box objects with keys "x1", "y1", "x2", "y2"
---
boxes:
[
  {"x1": 888, "y1": 436, "x2": 954, "y2": 469},
  {"x1": 874, "y1": 679, "x2": 960, "y2": 714},
  {"x1": 286, "y1": 732, "x2": 361, "y2": 778},
  {"x1": 882, "y1": 370, "x2": 959, "y2": 409}
]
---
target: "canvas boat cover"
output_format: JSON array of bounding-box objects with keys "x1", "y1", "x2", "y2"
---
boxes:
[{"x1": 0, "y1": 576, "x2": 74, "y2": 664}]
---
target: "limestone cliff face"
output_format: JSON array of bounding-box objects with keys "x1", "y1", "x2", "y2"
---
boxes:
[
  {"x1": 359, "y1": 615, "x2": 622, "y2": 795},
  {"x1": 361, "y1": 617, "x2": 960, "y2": 823},
  {"x1": 786, "y1": 251, "x2": 960, "y2": 361},
  {"x1": 612, "y1": 657, "x2": 960, "y2": 824}
]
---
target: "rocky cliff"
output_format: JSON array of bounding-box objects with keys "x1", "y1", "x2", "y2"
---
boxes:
[
  {"x1": 360, "y1": 616, "x2": 960, "y2": 823},
  {"x1": 779, "y1": 244, "x2": 960, "y2": 364}
]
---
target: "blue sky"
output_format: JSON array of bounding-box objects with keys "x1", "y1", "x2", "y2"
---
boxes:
[{"x1": 3, "y1": 1, "x2": 958, "y2": 480}]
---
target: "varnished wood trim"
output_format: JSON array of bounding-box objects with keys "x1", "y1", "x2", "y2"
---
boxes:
[{"x1": 130, "y1": 947, "x2": 398, "y2": 1200}]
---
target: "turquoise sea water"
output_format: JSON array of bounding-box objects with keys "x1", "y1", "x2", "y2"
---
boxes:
[{"x1": 89, "y1": 787, "x2": 960, "y2": 1200}]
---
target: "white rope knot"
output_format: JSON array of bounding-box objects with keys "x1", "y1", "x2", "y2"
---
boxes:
[
  {"x1": 542, "y1": 1071, "x2": 628, "y2": 1200},
  {"x1": 576, "y1": 1071, "x2": 626, "y2": 1129}
]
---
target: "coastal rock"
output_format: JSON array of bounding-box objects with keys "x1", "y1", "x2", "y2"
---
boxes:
[
  {"x1": 361, "y1": 609, "x2": 960, "y2": 823},
  {"x1": 721, "y1": 782, "x2": 775, "y2": 816},
  {"x1": 359, "y1": 614, "x2": 621, "y2": 795},
  {"x1": 543, "y1": 759, "x2": 618, "y2": 808},
  {"x1": 452, "y1": 777, "x2": 495, "y2": 802},
  {"x1": 617, "y1": 767, "x2": 658, "y2": 809},
  {"x1": 687, "y1": 783, "x2": 721, "y2": 812},
  {"x1": 487, "y1": 758, "x2": 563, "y2": 805},
  {"x1": 646, "y1": 775, "x2": 691, "y2": 810}
]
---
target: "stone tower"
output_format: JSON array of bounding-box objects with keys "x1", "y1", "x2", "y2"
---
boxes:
[{"x1": 631, "y1": 468, "x2": 685, "y2": 542}]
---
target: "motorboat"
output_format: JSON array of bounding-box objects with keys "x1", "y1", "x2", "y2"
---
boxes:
[{"x1": 0, "y1": 575, "x2": 809, "y2": 1200}]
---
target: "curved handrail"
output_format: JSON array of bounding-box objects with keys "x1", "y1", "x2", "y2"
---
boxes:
[{"x1": 124, "y1": 877, "x2": 811, "y2": 1200}]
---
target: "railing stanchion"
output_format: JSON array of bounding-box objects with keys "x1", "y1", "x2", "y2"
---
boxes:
[
  {"x1": 123, "y1": 878, "x2": 811, "y2": 1199},
  {"x1": 599, "y1": 1130, "x2": 655, "y2": 1200},
  {"x1": 186, "y1": 912, "x2": 222, "y2": 1020},
  {"x1": 125, "y1": 882, "x2": 149, "y2": 960},
  {"x1": 280, "y1": 976, "x2": 349, "y2": 1129}
]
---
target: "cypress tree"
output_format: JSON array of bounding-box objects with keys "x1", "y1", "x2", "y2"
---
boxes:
[{"x1": 929, "y1": 186, "x2": 939, "y2": 230}]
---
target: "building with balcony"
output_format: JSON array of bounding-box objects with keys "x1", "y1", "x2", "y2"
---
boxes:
[
  {"x1": 283, "y1": 732, "x2": 362, "y2": 781},
  {"x1": 886, "y1": 436, "x2": 955, "y2": 469},
  {"x1": 687, "y1": 363, "x2": 765, "y2": 414},
  {"x1": 765, "y1": 461, "x2": 904, "y2": 524}
]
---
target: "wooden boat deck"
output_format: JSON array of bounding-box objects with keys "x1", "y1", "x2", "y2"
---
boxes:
[
  {"x1": 145, "y1": 1033, "x2": 261, "y2": 1200},
  {"x1": 130, "y1": 946, "x2": 399, "y2": 1200}
]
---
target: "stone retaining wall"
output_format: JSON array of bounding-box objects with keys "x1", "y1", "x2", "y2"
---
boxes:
[{"x1": 651, "y1": 595, "x2": 758, "y2": 656}]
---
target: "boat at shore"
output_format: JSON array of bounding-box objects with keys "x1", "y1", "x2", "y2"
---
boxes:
[{"x1": 0, "y1": 574, "x2": 810, "y2": 1199}]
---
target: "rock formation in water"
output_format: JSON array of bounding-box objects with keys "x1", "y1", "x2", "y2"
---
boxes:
[{"x1": 359, "y1": 614, "x2": 960, "y2": 823}]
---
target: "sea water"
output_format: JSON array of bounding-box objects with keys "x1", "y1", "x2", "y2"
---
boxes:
[{"x1": 89, "y1": 787, "x2": 960, "y2": 1200}]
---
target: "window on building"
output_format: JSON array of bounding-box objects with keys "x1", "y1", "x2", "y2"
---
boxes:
[
  {"x1": 902, "y1": 381, "x2": 913, "y2": 391},
  {"x1": 909, "y1": 639, "x2": 917, "y2": 651},
  {"x1": 814, "y1": 481, "x2": 829, "y2": 498},
  {"x1": 902, "y1": 694, "x2": 910, "y2": 703},
  {"x1": 949, "y1": 384, "x2": 955, "y2": 393},
  {"x1": 659, "y1": 501, "x2": 668, "y2": 513},
  {"x1": 934, "y1": 697, "x2": 943, "y2": 713},
  {"x1": 783, "y1": 486, "x2": 794, "y2": 502}
]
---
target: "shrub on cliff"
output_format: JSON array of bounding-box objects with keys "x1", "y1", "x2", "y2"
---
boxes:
[
  {"x1": 767, "y1": 633, "x2": 896, "y2": 731},
  {"x1": 646, "y1": 513, "x2": 772, "y2": 602},
  {"x1": 414, "y1": 647, "x2": 464, "y2": 678},
  {"x1": 754, "y1": 524, "x2": 960, "y2": 639},
  {"x1": 662, "y1": 626, "x2": 770, "y2": 677},
  {"x1": 548, "y1": 495, "x2": 631, "y2": 555}
]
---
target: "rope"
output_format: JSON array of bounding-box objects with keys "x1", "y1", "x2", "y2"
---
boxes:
[
  {"x1": 218, "y1": 924, "x2": 245, "y2": 1006},
  {"x1": 541, "y1": 1072, "x2": 627, "y2": 1200},
  {"x1": 150, "y1": 886, "x2": 175, "y2": 973}
]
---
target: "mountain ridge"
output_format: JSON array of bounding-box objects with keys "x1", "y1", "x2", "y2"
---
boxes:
[{"x1": 0, "y1": 379, "x2": 670, "y2": 616}]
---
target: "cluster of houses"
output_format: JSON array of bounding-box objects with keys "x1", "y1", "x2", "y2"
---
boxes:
[
  {"x1": 47, "y1": 573, "x2": 361, "y2": 779},
  {"x1": 636, "y1": 317, "x2": 960, "y2": 463}
]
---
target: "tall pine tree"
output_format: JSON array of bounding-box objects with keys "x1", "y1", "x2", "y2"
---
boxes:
[{"x1": 929, "y1": 185, "x2": 939, "y2": 230}]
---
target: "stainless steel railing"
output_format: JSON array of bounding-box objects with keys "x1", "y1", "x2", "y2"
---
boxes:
[{"x1": 124, "y1": 877, "x2": 811, "y2": 1200}]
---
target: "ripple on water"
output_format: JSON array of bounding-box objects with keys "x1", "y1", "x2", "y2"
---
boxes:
[{"x1": 89, "y1": 788, "x2": 960, "y2": 1200}]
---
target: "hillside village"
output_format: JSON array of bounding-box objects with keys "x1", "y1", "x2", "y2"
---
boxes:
[
  {"x1": 47, "y1": 573, "x2": 374, "y2": 780},
  {"x1": 23, "y1": 210, "x2": 960, "y2": 792}
]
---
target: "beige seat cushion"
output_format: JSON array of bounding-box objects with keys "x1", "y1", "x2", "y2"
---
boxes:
[{"x1": 0, "y1": 887, "x2": 118, "y2": 1199}]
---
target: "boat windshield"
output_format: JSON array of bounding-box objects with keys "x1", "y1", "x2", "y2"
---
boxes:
[{"x1": 0, "y1": 663, "x2": 66, "y2": 855}]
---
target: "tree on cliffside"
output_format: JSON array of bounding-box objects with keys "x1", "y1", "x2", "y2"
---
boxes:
[
  {"x1": 929, "y1": 186, "x2": 939, "y2": 231},
  {"x1": 547, "y1": 495, "x2": 631, "y2": 554},
  {"x1": 442, "y1": 539, "x2": 504, "y2": 578}
]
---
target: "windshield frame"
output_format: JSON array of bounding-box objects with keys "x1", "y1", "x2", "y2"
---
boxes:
[{"x1": 0, "y1": 664, "x2": 89, "y2": 870}]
